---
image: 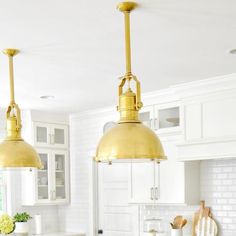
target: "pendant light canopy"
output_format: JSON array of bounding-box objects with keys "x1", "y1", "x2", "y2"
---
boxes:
[
  {"x1": 0, "y1": 49, "x2": 42, "y2": 168},
  {"x1": 95, "y1": 2, "x2": 167, "y2": 163}
]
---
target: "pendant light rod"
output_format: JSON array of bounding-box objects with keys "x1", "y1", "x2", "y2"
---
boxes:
[
  {"x1": 3, "y1": 49, "x2": 19, "y2": 105},
  {"x1": 8, "y1": 56, "x2": 15, "y2": 104},
  {"x1": 124, "y1": 12, "x2": 132, "y2": 75},
  {"x1": 117, "y1": 2, "x2": 143, "y2": 114},
  {"x1": 118, "y1": 2, "x2": 137, "y2": 76}
]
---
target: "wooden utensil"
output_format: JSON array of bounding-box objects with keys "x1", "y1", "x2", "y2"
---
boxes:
[
  {"x1": 192, "y1": 201, "x2": 211, "y2": 236},
  {"x1": 173, "y1": 215, "x2": 183, "y2": 229},
  {"x1": 170, "y1": 222, "x2": 175, "y2": 229},
  {"x1": 196, "y1": 217, "x2": 218, "y2": 236},
  {"x1": 180, "y1": 219, "x2": 187, "y2": 228}
]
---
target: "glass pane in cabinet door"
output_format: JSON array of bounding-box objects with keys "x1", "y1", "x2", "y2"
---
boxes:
[
  {"x1": 158, "y1": 107, "x2": 179, "y2": 129},
  {"x1": 54, "y1": 128, "x2": 65, "y2": 145},
  {"x1": 37, "y1": 153, "x2": 49, "y2": 200},
  {"x1": 55, "y1": 154, "x2": 66, "y2": 199},
  {"x1": 139, "y1": 112, "x2": 151, "y2": 128},
  {"x1": 36, "y1": 127, "x2": 48, "y2": 143}
]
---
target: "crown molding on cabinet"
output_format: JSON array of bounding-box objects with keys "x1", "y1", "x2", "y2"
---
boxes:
[{"x1": 70, "y1": 73, "x2": 236, "y2": 120}]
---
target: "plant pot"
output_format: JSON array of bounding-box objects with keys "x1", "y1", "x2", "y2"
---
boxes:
[{"x1": 14, "y1": 222, "x2": 29, "y2": 234}]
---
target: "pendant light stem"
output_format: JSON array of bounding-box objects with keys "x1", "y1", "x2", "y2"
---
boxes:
[
  {"x1": 2, "y1": 49, "x2": 22, "y2": 139},
  {"x1": 3, "y1": 49, "x2": 19, "y2": 105},
  {"x1": 124, "y1": 11, "x2": 132, "y2": 75},
  {"x1": 8, "y1": 55, "x2": 15, "y2": 104}
]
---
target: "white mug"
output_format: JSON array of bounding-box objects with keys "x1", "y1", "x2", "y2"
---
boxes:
[{"x1": 171, "y1": 229, "x2": 183, "y2": 236}]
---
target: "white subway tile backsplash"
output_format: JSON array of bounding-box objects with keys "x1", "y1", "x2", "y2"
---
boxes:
[
  {"x1": 222, "y1": 167, "x2": 233, "y2": 173},
  {"x1": 201, "y1": 159, "x2": 236, "y2": 236},
  {"x1": 140, "y1": 159, "x2": 236, "y2": 236},
  {"x1": 222, "y1": 193, "x2": 233, "y2": 198},
  {"x1": 217, "y1": 174, "x2": 228, "y2": 179}
]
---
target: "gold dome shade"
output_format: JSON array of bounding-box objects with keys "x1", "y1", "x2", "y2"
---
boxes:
[
  {"x1": 95, "y1": 122, "x2": 166, "y2": 162},
  {"x1": 0, "y1": 139, "x2": 42, "y2": 168}
]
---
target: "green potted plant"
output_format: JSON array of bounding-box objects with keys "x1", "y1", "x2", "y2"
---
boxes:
[
  {"x1": 13, "y1": 212, "x2": 32, "y2": 234},
  {"x1": 0, "y1": 213, "x2": 15, "y2": 235}
]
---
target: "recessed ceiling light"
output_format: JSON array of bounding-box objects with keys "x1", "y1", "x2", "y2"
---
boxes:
[
  {"x1": 229, "y1": 49, "x2": 236, "y2": 54},
  {"x1": 40, "y1": 95, "x2": 55, "y2": 99}
]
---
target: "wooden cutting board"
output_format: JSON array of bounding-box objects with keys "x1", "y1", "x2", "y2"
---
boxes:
[
  {"x1": 192, "y1": 201, "x2": 211, "y2": 236},
  {"x1": 195, "y1": 217, "x2": 218, "y2": 236}
]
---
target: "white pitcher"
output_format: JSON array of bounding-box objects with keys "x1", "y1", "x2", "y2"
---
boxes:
[{"x1": 171, "y1": 229, "x2": 183, "y2": 236}]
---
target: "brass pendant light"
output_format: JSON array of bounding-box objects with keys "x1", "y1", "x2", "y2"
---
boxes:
[
  {"x1": 0, "y1": 49, "x2": 42, "y2": 168},
  {"x1": 95, "y1": 2, "x2": 167, "y2": 163}
]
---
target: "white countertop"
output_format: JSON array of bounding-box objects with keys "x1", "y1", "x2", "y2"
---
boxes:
[{"x1": 33, "y1": 232, "x2": 85, "y2": 236}]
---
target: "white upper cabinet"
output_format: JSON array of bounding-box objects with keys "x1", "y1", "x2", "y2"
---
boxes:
[
  {"x1": 178, "y1": 92, "x2": 236, "y2": 161},
  {"x1": 183, "y1": 96, "x2": 236, "y2": 142},
  {"x1": 202, "y1": 97, "x2": 236, "y2": 139},
  {"x1": 33, "y1": 122, "x2": 68, "y2": 148},
  {"x1": 139, "y1": 102, "x2": 182, "y2": 136}
]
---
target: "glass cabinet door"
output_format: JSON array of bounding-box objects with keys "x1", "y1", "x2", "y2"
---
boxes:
[
  {"x1": 139, "y1": 106, "x2": 155, "y2": 129},
  {"x1": 53, "y1": 152, "x2": 67, "y2": 201},
  {"x1": 34, "y1": 122, "x2": 50, "y2": 146},
  {"x1": 158, "y1": 107, "x2": 180, "y2": 129},
  {"x1": 51, "y1": 125, "x2": 68, "y2": 148},
  {"x1": 154, "y1": 102, "x2": 182, "y2": 135},
  {"x1": 37, "y1": 152, "x2": 50, "y2": 201}
]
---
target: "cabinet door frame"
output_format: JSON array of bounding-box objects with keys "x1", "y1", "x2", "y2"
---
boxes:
[
  {"x1": 50, "y1": 124, "x2": 69, "y2": 149},
  {"x1": 33, "y1": 122, "x2": 69, "y2": 149},
  {"x1": 30, "y1": 149, "x2": 70, "y2": 205},
  {"x1": 154, "y1": 101, "x2": 183, "y2": 135},
  {"x1": 139, "y1": 105, "x2": 155, "y2": 129},
  {"x1": 51, "y1": 150, "x2": 70, "y2": 204},
  {"x1": 128, "y1": 162, "x2": 156, "y2": 204},
  {"x1": 36, "y1": 149, "x2": 53, "y2": 204},
  {"x1": 33, "y1": 122, "x2": 51, "y2": 147}
]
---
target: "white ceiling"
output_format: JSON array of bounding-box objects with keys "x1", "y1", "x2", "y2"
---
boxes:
[{"x1": 0, "y1": 0, "x2": 235, "y2": 113}]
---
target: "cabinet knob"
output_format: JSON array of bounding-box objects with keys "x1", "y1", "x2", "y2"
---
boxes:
[{"x1": 98, "y1": 229, "x2": 103, "y2": 234}]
